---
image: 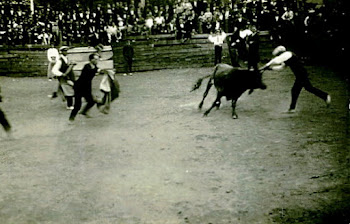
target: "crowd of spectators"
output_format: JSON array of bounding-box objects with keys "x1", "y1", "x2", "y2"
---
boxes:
[{"x1": 0, "y1": 0, "x2": 348, "y2": 60}]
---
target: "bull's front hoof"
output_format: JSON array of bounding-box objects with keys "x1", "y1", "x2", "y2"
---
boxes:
[
  {"x1": 203, "y1": 111, "x2": 209, "y2": 117},
  {"x1": 232, "y1": 114, "x2": 238, "y2": 119},
  {"x1": 198, "y1": 102, "x2": 203, "y2": 110}
]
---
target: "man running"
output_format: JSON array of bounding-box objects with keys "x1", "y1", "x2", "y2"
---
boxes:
[
  {"x1": 0, "y1": 85, "x2": 12, "y2": 139},
  {"x1": 261, "y1": 45, "x2": 331, "y2": 112},
  {"x1": 69, "y1": 53, "x2": 101, "y2": 122}
]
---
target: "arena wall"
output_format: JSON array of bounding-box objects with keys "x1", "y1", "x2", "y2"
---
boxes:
[{"x1": 0, "y1": 33, "x2": 273, "y2": 77}]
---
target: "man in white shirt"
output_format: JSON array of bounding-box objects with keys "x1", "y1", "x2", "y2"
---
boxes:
[
  {"x1": 208, "y1": 28, "x2": 227, "y2": 65},
  {"x1": 51, "y1": 46, "x2": 76, "y2": 110}
]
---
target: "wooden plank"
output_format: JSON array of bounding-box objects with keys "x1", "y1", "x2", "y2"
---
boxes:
[
  {"x1": 68, "y1": 51, "x2": 113, "y2": 62},
  {"x1": 113, "y1": 40, "x2": 213, "y2": 50},
  {"x1": 67, "y1": 46, "x2": 112, "y2": 53},
  {"x1": 72, "y1": 60, "x2": 114, "y2": 71},
  {"x1": 112, "y1": 44, "x2": 226, "y2": 56},
  {"x1": 0, "y1": 54, "x2": 19, "y2": 59},
  {"x1": 73, "y1": 69, "x2": 114, "y2": 77},
  {"x1": 67, "y1": 46, "x2": 114, "y2": 62},
  {"x1": 113, "y1": 52, "x2": 214, "y2": 63}
]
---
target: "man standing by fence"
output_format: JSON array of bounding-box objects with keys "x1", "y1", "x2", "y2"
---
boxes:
[
  {"x1": 123, "y1": 40, "x2": 134, "y2": 76},
  {"x1": 208, "y1": 28, "x2": 227, "y2": 65}
]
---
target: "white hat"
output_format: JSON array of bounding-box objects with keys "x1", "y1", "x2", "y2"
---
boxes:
[
  {"x1": 47, "y1": 48, "x2": 59, "y2": 62},
  {"x1": 272, "y1": 45, "x2": 286, "y2": 56}
]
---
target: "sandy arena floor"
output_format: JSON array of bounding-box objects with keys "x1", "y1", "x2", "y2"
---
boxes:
[{"x1": 0, "y1": 66, "x2": 349, "y2": 224}]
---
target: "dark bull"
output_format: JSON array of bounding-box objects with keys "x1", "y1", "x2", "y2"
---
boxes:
[{"x1": 191, "y1": 64, "x2": 267, "y2": 119}]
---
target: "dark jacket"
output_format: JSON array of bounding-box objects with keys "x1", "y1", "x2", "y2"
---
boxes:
[
  {"x1": 284, "y1": 53, "x2": 308, "y2": 79},
  {"x1": 123, "y1": 45, "x2": 134, "y2": 59},
  {"x1": 75, "y1": 63, "x2": 98, "y2": 92}
]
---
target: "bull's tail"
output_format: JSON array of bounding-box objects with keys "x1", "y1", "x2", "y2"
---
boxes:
[
  {"x1": 191, "y1": 64, "x2": 221, "y2": 92},
  {"x1": 191, "y1": 74, "x2": 212, "y2": 92}
]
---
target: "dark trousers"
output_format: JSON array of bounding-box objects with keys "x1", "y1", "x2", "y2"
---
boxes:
[
  {"x1": 124, "y1": 57, "x2": 133, "y2": 73},
  {"x1": 0, "y1": 108, "x2": 11, "y2": 132},
  {"x1": 69, "y1": 90, "x2": 95, "y2": 121},
  {"x1": 214, "y1": 45, "x2": 222, "y2": 65},
  {"x1": 228, "y1": 47, "x2": 240, "y2": 67},
  {"x1": 290, "y1": 78, "x2": 328, "y2": 110},
  {"x1": 66, "y1": 96, "x2": 73, "y2": 107}
]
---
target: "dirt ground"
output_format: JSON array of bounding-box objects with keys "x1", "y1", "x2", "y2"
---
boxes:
[{"x1": 0, "y1": 65, "x2": 349, "y2": 224}]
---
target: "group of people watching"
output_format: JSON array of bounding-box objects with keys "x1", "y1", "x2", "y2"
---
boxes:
[{"x1": 0, "y1": 0, "x2": 348, "y2": 53}]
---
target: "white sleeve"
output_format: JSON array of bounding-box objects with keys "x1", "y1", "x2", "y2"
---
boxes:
[
  {"x1": 222, "y1": 32, "x2": 227, "y2": 39},
  {"x1": 271, "y1": 64, "x2": 286, "y2": 71},
  {"x1": 51, "y1": 59, "x2": 64, "y2": 76},
  {"x1": 266, "y1": 51, "x2": 293, "y2": 67},
  {"x1": 208, "y1": 35, "x2": 214, "y2": 43}
]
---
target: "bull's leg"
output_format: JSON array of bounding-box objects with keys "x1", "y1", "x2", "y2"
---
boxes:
[
  {"x1": 199, "y1": 78, "x2": 213, "y2": 109},
  {"x1": 215, "y1": 99, "x2": 221, "y2": 109},
  {"x1": 204, "y1": 93, "x2": 222, "y2": 116},
  {"x1": 231, "y1": 98, "x2": 238, "y2": 119}
]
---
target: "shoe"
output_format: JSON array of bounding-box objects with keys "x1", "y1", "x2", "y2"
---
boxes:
[
  {"x1": 326, "y1": 95, "x2": 331, "y2": 107},
  {"x1": 128, "y1": 73, "x2": 133, "y2": 76},
  {"x1": 287, "y1": 109, "x2": 296, "y2": 113},
  {"x1": 66, "y1": 106, "x2": 74, "y2": 110},
  {"x1": 123, "y1": 73, "x2": 127, "y2": 76},
  {"x1": 48, "y1": 92, "x2": 57, "y2": 99}
]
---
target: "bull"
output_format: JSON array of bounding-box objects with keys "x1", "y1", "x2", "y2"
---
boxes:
[{"x1": 191, "y1": 63, "x2": 267, "y2": 119}]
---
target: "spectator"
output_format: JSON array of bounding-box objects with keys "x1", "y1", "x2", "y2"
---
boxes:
[
  {"x1": 202, "y1": 7, "x2": 213, "y2": 33},
  {"x1": 208, "y1": 28, "x2": 227, "y2": 65},
  {"x1": 105, "y1": 22, "x2": 119, "y2": 43},
  {"x1": 145, "y1": 12, "x2": 154, "y2": 36},
  {"x1": 123, "y1": 40, "x2": 135, "y2": 76},
  {"x1": 226, "y1": 28, "x2": 241, "y2": 67},
  {"x1": 154, "y1": 12, "x2": 166, "y2": 34}
]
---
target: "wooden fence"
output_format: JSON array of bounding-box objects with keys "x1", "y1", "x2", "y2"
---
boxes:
[{"x1": 0, "y1": 32, "x2": 273, "y2": 76}]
